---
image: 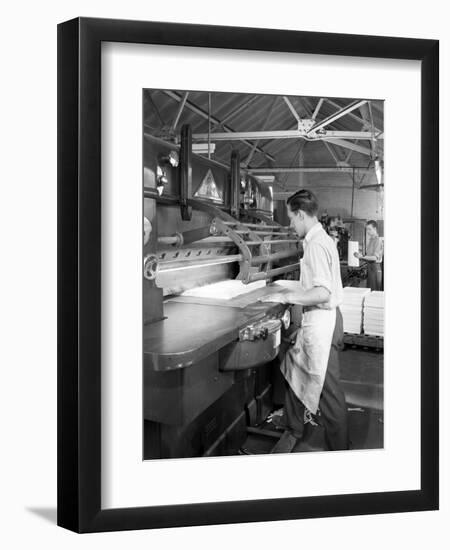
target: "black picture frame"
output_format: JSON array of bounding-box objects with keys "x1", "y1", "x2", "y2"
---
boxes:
[{"x1": 57, "y1": 17, "x2": 439, "y2": 533}]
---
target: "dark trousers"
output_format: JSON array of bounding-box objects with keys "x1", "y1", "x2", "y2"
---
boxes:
[
  {"x1": 367, "y1": 262, "x2": 383, "y2": 291},
  {"x1": 284, "y1": 308, "x2": 349, "y2": 450}
]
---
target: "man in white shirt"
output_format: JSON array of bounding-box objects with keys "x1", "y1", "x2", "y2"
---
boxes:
[{"x1": 261, "y1": 189, "x2": 349, "y2": 450}]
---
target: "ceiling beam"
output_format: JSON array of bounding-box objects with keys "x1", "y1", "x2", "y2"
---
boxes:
[
  {"x1": 145, "y1": 92, "x2": 166, "y2": 127},
  {"x1": 247, "y1": 137, "x2": 301, "y2": 170},
  {"x1": 163, "y1": 90, "x2": 275, "y2": 162},
  {"x1": 323, "y1": 141, "x2": 340, "y2": 164},
  {"x1": 192, "y1": 130, "x2": 383, "y2": 141},
  {"x1": 243, "y1": 96, "x2": 278, "y2": 167},
  {"x1": 312, "y1": 98, "x2": 324, "y2": 120},
  {"x1": 324, "y1": 98, "x2": 382, "y2": 133},
  {"x1": 210, "y1": 96, "x2": 259, "y2": 130},
  {"x1": 170, "y1": 92, "x2": 189, "y2": 132},
  {"x1": 283, "y1": 96, "x2": 302, "y2": 123},
  {"x1": 296, "y1": 97, "x2": 313, "y2": 118},
  {"x1": 247, "y1": 166, "x2": 372, "y2": 174},
  {"x1": 371, "y1": 101, "x2": 384, "y2": 114},
  {"x1": 345, "y1": 144, "x2": 356, "y2": 164},
  {"x1": 274, "y1": 187, "x2": 356, "y2": 199},
  {"x1": 308, "y1": 100, "x2": 367, "y2": 133},
  {"x1": 280, "y1": 140, "x2": 306, "y2": 189},
  {"x1": 345, "y1": 120, "x2": 368, "y2": 164},
  {"x1": 321, "y1": 137, "x2": 372, "y2": 156},
  {"x1": 258, "y1": 97, "x2": 383, "y2": 151}
]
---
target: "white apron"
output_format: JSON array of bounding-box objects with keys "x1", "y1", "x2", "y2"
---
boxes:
[{"x1": 280, "y1": 307, "x2": 336, "y2": 414}]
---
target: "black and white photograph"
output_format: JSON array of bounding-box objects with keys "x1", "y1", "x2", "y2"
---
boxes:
[
  {"x1": 0, "y1": 0, "x2": 445, "y2": 542},
  {"x1": 142, "y1": 90, "x2": 385, "y2": 459}
]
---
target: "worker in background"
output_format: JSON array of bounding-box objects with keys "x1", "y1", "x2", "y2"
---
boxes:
[
  {"x1": 354, "y1": 220, "x2": 383, "y2": 290},
  {"x1": 326, "y1": 216, "x2": 340, "y2": 247},
  {"x1": 260, "y1": 190, "x2": 349, "y2": 451},
  {"x1": 319, "y1": 211, "x2": 329, "y2": 229},
  {"x1": 327, "y1": 215, "x2": 338, "y2": 231},
  {"x1": 326, "y1": 215, "x2": 349, "y2": 261}
]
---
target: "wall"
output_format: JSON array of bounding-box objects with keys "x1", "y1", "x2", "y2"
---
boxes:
[
  {"x1": 275, "y1": 188, "x2": 383, "y2": 223},
  {"x1": 305, "y1": 171, "x2": 383, "y2": 220},
  {"x1": 274, "y1": 171, "x2": 384, "y2": 222},
  {"x1": 308, "y1": 187, "x2": 383, "y2": 220},
  {"x1": 1, "y1": 2, "x2": 448, "y2": 550}
]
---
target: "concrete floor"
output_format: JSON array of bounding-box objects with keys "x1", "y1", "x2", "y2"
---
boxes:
[{"x1": 242, "y1": 347, "x2": 384, "y2": 454}]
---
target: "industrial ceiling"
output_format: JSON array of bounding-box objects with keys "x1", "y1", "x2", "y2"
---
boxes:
[{"x1": 143, "y1": 90, "x2": 384, "y2": 198}]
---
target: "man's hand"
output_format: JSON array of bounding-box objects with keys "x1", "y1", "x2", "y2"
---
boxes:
[
  {"x1": 259, "y1": 292, "x2": 287, "y2": 304},
  {"x1": 354, "y1": 252, "x2": 363, "y2": 259}
]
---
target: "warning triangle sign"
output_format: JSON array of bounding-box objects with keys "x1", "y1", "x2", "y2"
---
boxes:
[{"x1": 194, "y1": 169, "x2": 223, "y2": 201}]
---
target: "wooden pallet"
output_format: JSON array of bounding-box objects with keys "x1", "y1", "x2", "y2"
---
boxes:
[{"x1": 343, "y1": 333, "x2": 384, "y2": 350}]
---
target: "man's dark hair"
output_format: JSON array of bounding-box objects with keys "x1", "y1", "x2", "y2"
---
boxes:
[
  {"x1": 366, "y1": 220, "x2": 378, "y2": 230},
  {"x1": 287, "y1": 189, "x2": 319, "y2": 216}
]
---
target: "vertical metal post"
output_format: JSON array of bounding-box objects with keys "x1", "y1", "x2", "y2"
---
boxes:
[
  {"x1": 179, "y1": 124, "x2": 192, "y2": 220},
  {"x1": 230, "y1": 150, "x2": 241, "y2": 219},
  {"x1": 350, "y1": 168, "x2": 355, "y2": 218},
  {"x1": 171, "y1": 91, "x2": 189, "y2": 132},
  {"x1": 208, "y1": 93, "x2": 211, "y2": 160}
]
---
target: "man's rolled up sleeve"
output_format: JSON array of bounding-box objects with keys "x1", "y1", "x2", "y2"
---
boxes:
[
  {"x1": 308, "y1": 243, "x2": 332, "y2": 294},
  {"x1": 374, "y1": 239, "x2": 384, "y2": 262}
]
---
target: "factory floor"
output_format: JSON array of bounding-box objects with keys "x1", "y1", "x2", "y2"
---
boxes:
[{"x1": 242, "y1": 348, "x2": 383, "y2": 454}]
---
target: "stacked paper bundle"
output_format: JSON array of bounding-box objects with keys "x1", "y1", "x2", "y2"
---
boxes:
[
  {"x1": 363, "y1": 291, "x2": 385, "y2": 336},
  {"x1": 347, "y1": 241, "x2": 360, "y2": 267},
  {"x1": 181, "y1": 279, "x2": 266, "y2": 300},
  {"x1": 341, "y1": 287, "x2": 371, "y2": 334}
]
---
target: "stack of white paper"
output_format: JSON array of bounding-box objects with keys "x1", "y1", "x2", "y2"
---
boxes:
[
  {"x1": 363, "y1": 291, "x2": 384, "y2": 336},
  {"x1": 347, "y1": 241, "x2": 360, "y2": 267},
  {"x1": 181, "y1": 279, "x2": 266, "y2": 300},
  {"x1": 341, "y1": 287, "x2": 371, "y2": 334}
]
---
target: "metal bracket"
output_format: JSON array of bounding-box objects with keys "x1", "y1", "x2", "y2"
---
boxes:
[
  {"x1": 184, "y1": 198, "x2": 299, "y2": 283},
  {"x1": 210, "y1": 217, "x2": 253, "y2": 282},
  {"x1": 297, "y1": 118, "x2": 314, "y2": 133}
]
